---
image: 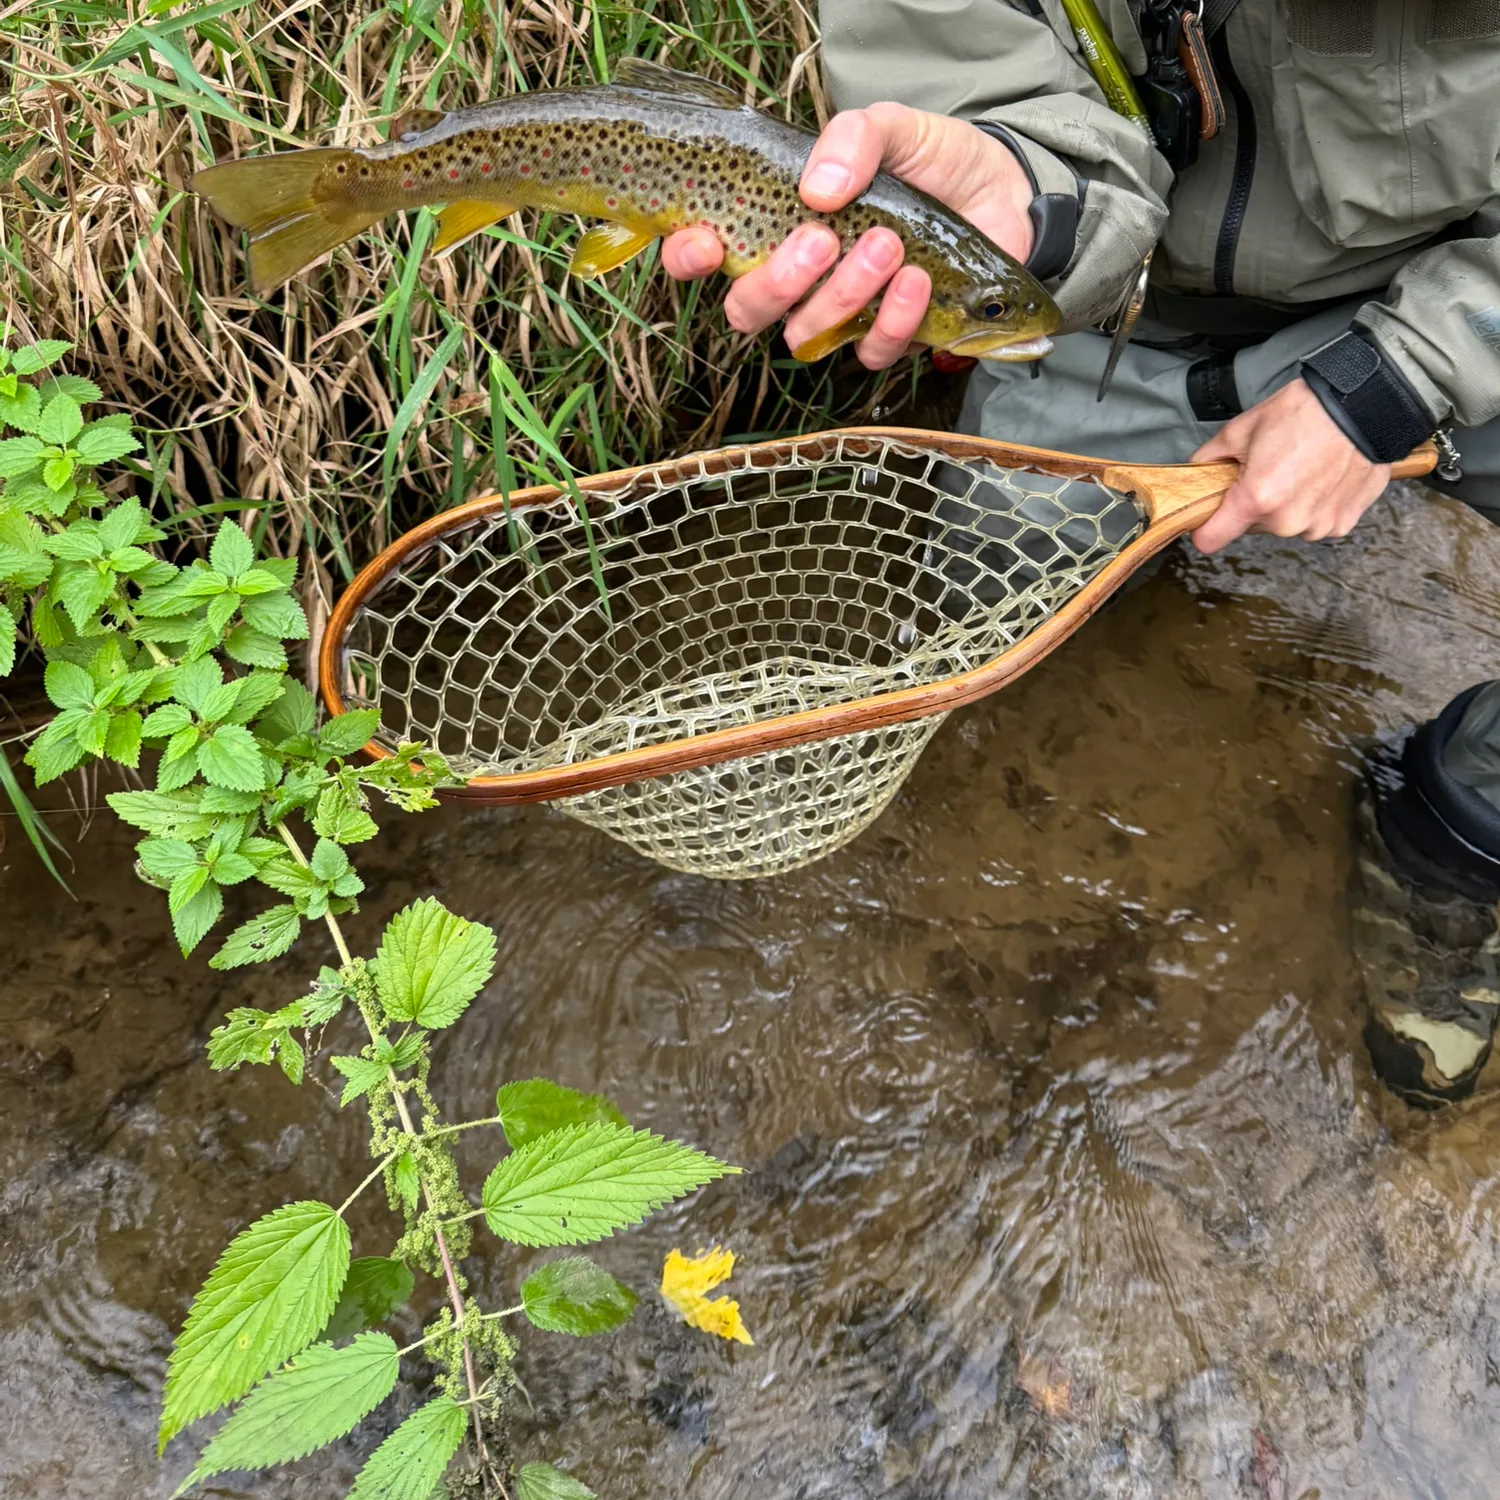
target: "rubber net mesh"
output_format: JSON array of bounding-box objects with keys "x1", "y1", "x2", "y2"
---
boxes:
[{"x1": 335, "y1": 433, "x2": 1144, "y2": 877}]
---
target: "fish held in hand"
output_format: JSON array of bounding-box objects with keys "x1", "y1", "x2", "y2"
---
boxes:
[{"x1": 189, "y1": 58, "x2": 1060, "y2": 364}]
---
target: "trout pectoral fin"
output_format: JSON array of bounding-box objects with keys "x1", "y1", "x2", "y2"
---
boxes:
[
  {"x1": 790, "y1": 310, "x2": 876, "y2": 363},
  {"x1": 569, "y1": 221, "x2": 658, "y2": 278},
  {"x1": 430, "y1": 200, "x2": 517, "y2": 257}
]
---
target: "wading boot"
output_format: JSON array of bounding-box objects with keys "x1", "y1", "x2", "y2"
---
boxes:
[{"x1": 1351, "y1": 684, "x2": 1500, "y2": 1107}]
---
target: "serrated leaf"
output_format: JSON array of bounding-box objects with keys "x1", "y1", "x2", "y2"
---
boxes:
[
  {"x1": 240, "y1": 588, "x2": 309, "y2": 640},
  {"x1": 393, "y1": 1153, "x2": 420, "y2": 1213},
  {"x1": 660, "y1": 1246, "x2": 754, "y2": 1345},
  {"x1": 255, "y1": 676, "x2": 316, "y2": 741},
  {"x1": 44, "y1": 658, "x2": 95, "y2": 710},
  {"x1": 142, "y1": 702, "x2": 194, "y2": 737},
  {"x1": 257, "y1": 857, "x2": 320, "y2": 899},
  {"x1": 224, "y1": 673, "x2": 285, "y2": 725},
  {"x1": 42, "y1": 527, "x2": 104, "y2": 561},
  {"x1": 172, "y1": 881, "x2": 224, "y2": 956},
  {"x1": 209, "y1": 905, "x2": 301, "y2": 970},
  {"x1": 209, "y1": 521, "x2": 255, "y2": 579},
  {"x1": 0, "y1": 543, "x2": 51, "y2": 590},
  {"x1": 309, "y1": 837, "x2": 349, "y2": 883},
  {"x1": 481, "y1": 1123, "x2": 736, "y2": 1249},
  {"x1": 11, "y1": 340, "x2": 72, "y2": 375},
  {"x1": 25, "y1": 712, "x2": 88, "y2": 783},
  {"x1": 76, "y1": 705, "x2": 111, "y2": 756},
  {"x1": 138, "y1": 836, "x2": 200, "y2": 882},
  {"x1": 198, "y1": 725, "x2": 266, "y2": 791},
  {"x1": 0, "y1": 604, "x2": 14, "y2": 677},
  {"x1": 0, "y1": 434, "x2": 45, "y2": 477},
  {"x1": 375, "y1": 898, "x2": 496, "y2": 1030},
  {"x1": 208, "y1": 1008, "x2": 280, "y2": 1070},
  {"x1": 158, "y1": 1202, "x2": 350, "y2": 1452},
  {"x1": 105, "y1": 709, "x2": 143, "y2": 767},
  {"x1": 0, "y1": 382, "x2": 42, "y2": 433},
  {"x1": 297, "y1": 970, "x2": 348, "y2": 1026},
  {"x1": 319, "y1": 709, "x2": 381, "y2": 758},
  {"x1": 521, "y1": 1257, "x2": 638, "y2": 1336},
  {"x1": 108, "y1": 788, "x2": 213, "y2": 837},
  {"x1": 321, "y1": 1259, "x2": 415, "y2": 1344},
  {"x1": 38, "y1": 373, "x2": 101, "y2": 404},
  {"x1": 97, "y1": 499, "x2": 146, "y2": 552},
  {"x1": 201, "y1": 681, "x2": 243, "y2": 723},
  {"x1": 209, "y1": 852, "x2": 256, "y2": 886},
  {"x1": 172, "y1": 656, "x2": 222, "y2": 712},
  {"x1": 233, "y1": 567, "x2": 284, "y2": 598},
  {"x1": 201, "y1": 786, "x2": 264, "y2": 814},
  {"x1": 74, "y1": 423, "x2": 141, "y2": 465},
  {"x1": 331, "y1": 1055, "x2": 388, "y2": 1107},
  {"x1": 517, "y1": 1463, "x2": 597, "y2": 1500},
  {"x1": 346, "y1": 1395, "x2": 466, "y2": 1500},
  {"x1": 44, "y1": 455, "x2": 76, "y2": 492},
  {"x1": 205, "y1": 589, "x2": 240, "y2": 636},
  {"x1": 498, "y1": 1080, "x2": 628, "y2": 1151},
  {"x1": 223, "y1": 624, "x2": 287, "y2": 669},
  {"x1": 57, "y1": 566, "x2": 114, "y2": 631},
  {"x1": 178, "y1": 1333, "x2": 398, "y2": 1493},
  {"x1": 313, "y1": 786, "x2": 380, "y2": 845},
  {"x1": 37, "y1": 394, "x2": 83, "y2": 446},
  {"x1": 279, "y1": 1033, "x2": 305, "y2": 1085}
]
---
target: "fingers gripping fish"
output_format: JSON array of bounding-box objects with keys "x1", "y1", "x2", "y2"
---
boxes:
[{"x1": 190, "y1": 58, "x2": 1061, "y2": 364}]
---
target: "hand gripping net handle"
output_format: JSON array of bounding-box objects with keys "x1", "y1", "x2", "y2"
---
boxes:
[{"x1": 317, "y1": 428, "x2": 1435, "y2": 877}]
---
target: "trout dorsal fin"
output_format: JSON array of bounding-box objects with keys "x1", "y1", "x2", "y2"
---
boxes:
[
  {"x1": 613, "y1": 57, "x2": 743, "y2": 109},
  {"x1": 390, "y1": 107, "x2": 445, "y2": 141}
]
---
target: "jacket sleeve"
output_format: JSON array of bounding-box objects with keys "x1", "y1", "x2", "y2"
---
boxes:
[
  {"x1": 819, "y1": 0, "x2": 1173, "y2": 330},
  {"x1": 1356, "y1": 207, "x2": 1500, "y2": 430}
]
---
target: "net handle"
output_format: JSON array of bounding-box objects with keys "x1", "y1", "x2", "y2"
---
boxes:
[{"x1": 319, "y1": 429, "x2": 1437, "y2": 805}]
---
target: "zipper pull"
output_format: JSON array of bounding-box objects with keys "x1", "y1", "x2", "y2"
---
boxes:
[{"x1": 1434, "y1": 429, "x2": 1464, "y2": 483}]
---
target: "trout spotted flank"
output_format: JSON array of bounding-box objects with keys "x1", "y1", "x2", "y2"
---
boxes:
[{"x1": 191, "y1": 59, "x2": 1060, "y2": 363}]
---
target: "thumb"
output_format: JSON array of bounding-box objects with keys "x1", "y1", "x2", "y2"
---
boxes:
[{"x1": 800, "y1": 107, "x2": 891, "y2": 212}]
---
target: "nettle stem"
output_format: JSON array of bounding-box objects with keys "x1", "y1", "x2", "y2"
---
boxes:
[{"x1": 274, "y1": 820, "x2": 492, "y2": 1465}]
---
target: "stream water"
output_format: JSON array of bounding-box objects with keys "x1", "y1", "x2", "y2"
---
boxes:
[{"x1": 5, "y1": 481, "x2": 1500, "y2": 1499}]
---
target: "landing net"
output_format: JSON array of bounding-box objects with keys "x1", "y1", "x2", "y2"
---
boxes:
[{"x1": 333, "y1": 432, "x2": 1145, "y2": 877}]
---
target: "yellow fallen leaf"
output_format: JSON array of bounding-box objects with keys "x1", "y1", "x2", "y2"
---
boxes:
[{"x1": 660, "y1": 1246, "x2": 754, "y2": 1346}]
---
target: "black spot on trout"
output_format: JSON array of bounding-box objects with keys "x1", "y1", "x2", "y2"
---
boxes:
[{"x1": 190, "y1": 57, "x2": 1060, "y2": 363}]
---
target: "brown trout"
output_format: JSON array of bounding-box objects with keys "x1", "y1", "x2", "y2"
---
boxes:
[{"x1": 191, "y1": 58, "x2": 1060, "y2": 362}]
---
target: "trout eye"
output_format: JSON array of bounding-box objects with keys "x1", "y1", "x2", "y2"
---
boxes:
[{"x1": 981, "y1": 298, "x2": 1010, "y2": 320}]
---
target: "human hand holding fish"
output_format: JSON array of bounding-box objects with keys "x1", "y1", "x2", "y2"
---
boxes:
[
  {"x1": 189, "y1": 59, "x2": 1059, "y2": 367},
  {"x1": 660, "y1": 101, "x2": 1040, "y2": 370}
]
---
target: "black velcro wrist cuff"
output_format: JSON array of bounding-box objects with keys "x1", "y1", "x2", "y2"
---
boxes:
[
  {"x1": 1301, "y1": 332, "x2": 1435, "y2": 464},
  {"x1": 970, "y1": 120, "x2": 1081, "y2": 283}
]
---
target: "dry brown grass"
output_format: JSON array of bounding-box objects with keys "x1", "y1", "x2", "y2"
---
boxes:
[{"x1": 0, "y1": 0, "x2": 901, "y2": 620}]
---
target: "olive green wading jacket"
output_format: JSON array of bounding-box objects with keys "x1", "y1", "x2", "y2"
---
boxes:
[{"x1": 819, "y1": 1, "x2": 1500, "y2": 431}]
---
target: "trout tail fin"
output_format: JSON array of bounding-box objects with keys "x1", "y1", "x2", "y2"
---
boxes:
[{"x1": 190, "y1": 150, "x2": 385, "y2": 296}]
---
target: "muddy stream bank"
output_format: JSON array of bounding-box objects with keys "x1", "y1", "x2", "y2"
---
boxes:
[{"x1": 5, "y1": 483, "x2": 1500, "y2": 1499}]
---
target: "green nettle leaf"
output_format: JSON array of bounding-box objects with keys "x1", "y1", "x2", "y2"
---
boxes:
[
  {"x1": 74, "y1": 422, "x2": 142, "y2": 466},
  {"x1": 298, "y1": 968, "x2": 349, "y2": 1026},
  {"x1": 279, "y1": 1032, "x2": 305, "y2": 1086},
  {"x1": 382, "y1": 1034, "x2": 424, "y2": 1071},
  {"x1": 331, "y1": 1055, "x2": 388, "y2": 1107},
  {"x1": 201, "y1": 787, "x2": 264, "y2": 815},
  {"x1": 77, "y1": 705, "x2": 111, "y2": 756},
  {"x1": 497, "y1": 1080, "x2": 628, "y2": 1151},
  {"x1": 36, "y1": 393, "x2": 83, "y2": 446},
  {"x1": 208, "y1": 852, "x2": 256, "y2": 886},
  {"x1": 105, "y1": 709, "x2": 143, "y2": 768},
  {"x1": 255, "y1": 676, "x2": 316, "y2": 742},
  {"x1": 224, "y1": 673, "x2": 286, "y2": 725},
  {"x1": 25, "y1": 711, "x2": 89, "y2": 784},
  {"x1": 200, "y1": 681, "x2": 244, "y2": 723},
  {"x1": 240, "y1": 588, "x2": 309, "y2": 640},
  {"x1": 108, "y1": 788, "x2": 214, "y2": 838},
  {"x1": 313, "y1": 786, "x2": 380, "y2": 845},
  {"x1": 257, "y1": 857, "x2": 321, "y2": 899},
  {"x1": 0, "y1": 434, "x2": 45, "y2": 477},
  {"x1": 346, "y1": 1396, "x2": 467, "y2": 1500},
  {"x1": 0, "y1": 381, "x2": 42, "y2": 432},
  {"x1": 222, "y1": 625, "x2": 286, "y2": 669},
  {"x1": 517, "y1": 1462, "x2": 598, "y2": 1500},
  {"x1": 393, "y1": 1152, "x2": 420, "y2": 1213},
  {"x1": 0, "y1": 603, "x2": 14, "y2": 678},
  {"x1": 44, "y1": 659, "x2": 95, "y2": 711},
  {"x1": 42, "y1": 527, "x2": 105, "y2": 561},
  {"x1": 96, "y1": 498, "x2": 146, "y2": 551},
  {"x1": 481, "y1": 1123, "x2": 737, "y2": 1249},
  {"x1": 321, "y1": 1258, "x2": 416, "y2": 1343},
  {"x1": 209, "y1": 905, "x2": 302, "y2": 970},
  {"x1": 56, "y1": 566, "x2": 114, "y2": 631},
  {"x1": 37, "y1": 372, "x2": 102, "y2": 404},
  {"x1": 137, "y1": 837, "x2": 200, "y2": 883},
  {"x1": 520, "y1": 1257, "x2": 638, "y2": 1337},
  {"x1": 309, "y1": 836, "x2": 350, "y2": 884},
  {"x1": 11, "y1": 340, "x2": 72, "y2": 375},
  {"x1": 209, "y1": 521, "x2": 256, "y2": 579},
  {"x1": 204, "y1": 590, "x2": 240, "y2": 636},
  {"x1": 158, "y1": 1201, "x2": 351, "y2": 1453},
  {"x1": 208, "y1": 1008, "x2": 281, "y2": 1070},
  {"x1": 142, "y1": 702, "x2": 194, "y2": 737},
  {"x1": 44, "y1": 454, "x2": 76, "y2": 492},
  {"x1": 178, "y1": 1333, "x2": 399, "y2": 1493},
  {"x1": 319, "y1": 709, "x2": 381, "y2": 759},
  {"x1": 172, "y1": 881, "x2": 224, "y2": 956},
  {"x1": 198, "y1": 725, "x2": 267, "y2": 791},
  {"x1": 375, "y1": 899, "x2": 497, "y2": 1030},
  {"x1": 172, "y1": 656, "x2": 223, "y2": 713}
]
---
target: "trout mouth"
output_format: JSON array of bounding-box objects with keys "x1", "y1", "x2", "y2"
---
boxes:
[{"x1": 946, "y1": 331, "x2": 1055, "y2": 361}]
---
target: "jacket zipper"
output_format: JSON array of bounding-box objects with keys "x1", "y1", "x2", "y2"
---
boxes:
[{"x1": 1210, "y1": 25, "x2": 1256, "y2": 294}]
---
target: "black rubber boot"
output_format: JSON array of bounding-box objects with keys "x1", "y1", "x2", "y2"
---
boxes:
[{"x1": 1352, "y1": 685, "x2": 1500, "y2": 1108}]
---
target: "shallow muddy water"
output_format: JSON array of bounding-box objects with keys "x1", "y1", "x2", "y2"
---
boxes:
[{"x1": 5, "y1": 482, "x2": 1500, "y2": 1499}]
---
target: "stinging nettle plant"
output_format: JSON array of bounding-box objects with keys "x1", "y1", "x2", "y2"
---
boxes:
[{"x1": 0, "y1": 334, "x2": 740, "y2": 1499}]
